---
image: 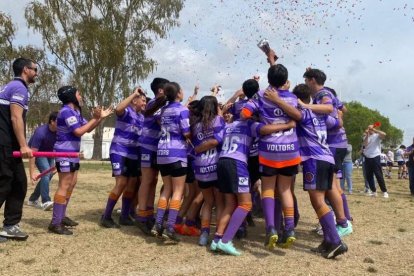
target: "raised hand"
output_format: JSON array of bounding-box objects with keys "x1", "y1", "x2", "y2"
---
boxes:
[
  {"x1": 100, "y1": 106, "x2": 114, "y2": 119},
  {"x1": 264, "y1": 87, "x2": 280, "y2": 103}
]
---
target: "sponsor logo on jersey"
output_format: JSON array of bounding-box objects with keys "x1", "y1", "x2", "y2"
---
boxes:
[{"x1": 66, "y1": 116, "x2": 78, "y2": 126}]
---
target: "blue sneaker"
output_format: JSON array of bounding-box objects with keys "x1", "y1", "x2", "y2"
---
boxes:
[
  {"x1": 210, "y1": 240, "x2": 218, "y2": 251},
  {"x1": 199, "y1": 231, "x2": 209, "y2": 246},
  {"x1": 277, "y1": 230, "x2": 296, "y2": 249},
  {"x1": 336, "y1": 221, "x2": 353, "y2": 237},
  {"x1": 217, "y1": 240, "x2": 241, "y2": 256}
]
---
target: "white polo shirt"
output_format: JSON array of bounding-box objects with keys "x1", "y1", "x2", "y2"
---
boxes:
[{"x1": 363, "y1": 133, "x2": 382, "y2": 158}]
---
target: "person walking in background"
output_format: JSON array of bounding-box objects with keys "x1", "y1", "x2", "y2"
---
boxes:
[
  {"x1": 380, "y1": 150, "x2": 387, "y2": 176},
  {"x1": 340, "y1": 144, "x2": 353, "y2": 194},
  {"x1": 405, "y1": 138, "x2": 414, "y2": 196},
  {"x1": 27, "y1": 111, "x2": 58, "y2": 211},
  {"x1": 386, "y1": 148, "x2": 394, "y2": 179},
  {"x1": 363, "y1": 124, "x2": 388, "y2": 198}
]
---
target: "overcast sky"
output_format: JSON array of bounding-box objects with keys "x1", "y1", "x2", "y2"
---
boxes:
[{"x1": 1, "y1": 0, "x2": 413, "y2": 145}]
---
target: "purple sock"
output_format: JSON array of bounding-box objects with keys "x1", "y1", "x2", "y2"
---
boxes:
[
  {"x1": 167, "y1": 209, "x2": 179, "y2": 231},
  {"x1": 262, "y1": 197, "x2": 275, "y2": 233},
  {"x1": 51, "y1": 203, "x2": 66, "y2": 226},
  {"x1": 201, "y1": 227, "x2": 210, "y2": 234},
  {"x1": 336, "y1": 218, "x2": 348, "y2": 228},
  {"x1": 121, "y1": 197, "x2": 132, "y2": 219},
  {"x1": 103, "y1": 198, "x2": 117, "y2": 219},
  {"x1": 221, "y1": 207, "x2": 249, "y2": 243},
  {"x1": 213, "y1": 233, "x2": 222, "y2": 243},
  {"x1": 274, "y1": 197, "x2": 283, "y2": 234},
  {"x1": 341, "y1": 193, "x2": 352, "y2": 221},
  {"x1": 320, "y1": 211, "x2": 341, "y2": 245},
  {"x1": 284, "y1": 217, "x2": 295, "y2": 231},
  {"x1": 155, "y1": 208, "x2": 166, "y2": 226}
]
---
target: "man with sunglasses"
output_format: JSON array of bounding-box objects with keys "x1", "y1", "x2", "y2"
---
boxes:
[{"x1": 0, "y1": 57, "x2": 38, "y2": 242}]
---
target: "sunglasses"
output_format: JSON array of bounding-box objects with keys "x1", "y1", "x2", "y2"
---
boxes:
[{"x1": 27, "y1": 66, "x2": 38, "y2": 73}]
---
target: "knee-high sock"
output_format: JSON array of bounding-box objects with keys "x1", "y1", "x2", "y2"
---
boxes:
[
  {"x1": 222, "y1": 203, "x2": 252, "y2": 243},
  {"x1": 283, "y1": 207, "x2": 295, "y2": 231},
  {"x1": 317, "y1": 205, "x2": 341, "y2": 245},
  {"x1": 121, "y1": 191, "x2": 134, "y2": 219},
  {"x1": 155, "y1": 198, "x2": 168, "y2": 226},
  {"x1": 262, "y1": 189, "x2": 275, "y2": 233},
  {"x1": 341, "y1": 193, "x2": 352, "y2": 221},
  {"x1": 103, "y1": 192, "x2": 120, "y2": 219},
  {"x1": 167, "y1": 200, "x2": 181, "y2": 231},
  {"x1": 51, "y1": 194, "x2": 66, "y2": 226}
]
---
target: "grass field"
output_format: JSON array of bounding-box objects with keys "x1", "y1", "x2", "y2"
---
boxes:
[{"x1": 1, "y1": 164, "x2": 414, "y2": 275}]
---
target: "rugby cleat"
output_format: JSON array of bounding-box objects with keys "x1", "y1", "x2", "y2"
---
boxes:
[{"x1": 217, "y1": 240, "x2": 241, "y2": 256}]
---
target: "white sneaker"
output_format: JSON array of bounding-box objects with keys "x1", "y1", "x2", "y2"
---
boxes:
[
  {"x1": 368, "y1": 191, "x2": 377, "y2": 197},
  {"x1": 27, "y1": 200, "x2": 42, "y2": 208},
  {"x1": 42, "y1": 201, "x2": 54, "y2": 211},
  {"x1": 383, "y1": 192, "x2": 389, "y2": 198}
]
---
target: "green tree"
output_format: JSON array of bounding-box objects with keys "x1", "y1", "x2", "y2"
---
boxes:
[
  {"x1": 1, "y1": 12, "x2": 62, "y2": 130},
  {"x1": 25, "y1": 0, "x2": 184, "y2": 159},
  {"x1": 343, "y1": 101, "x2": 403, "y2": 159}
]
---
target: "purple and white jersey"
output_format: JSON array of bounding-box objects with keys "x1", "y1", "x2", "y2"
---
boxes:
[
  {"x1": 157, "y1": 102, "x2": 190, "y2": 165},
  {"x1": 229, "y1": 98, "x2": 248, "y2": 121},
  {"x1": 139, "y1": 98, "x2": 161, "y2": 152},
  {"x1": 110, "y1": 106, "x2": 144, "y2": 160},
  {"x1": 313, "y1": 88, "x2": 348, "y2": 149},
  {"x1": 28, "y1": 124, "x2": 56, "y2": 152},
  {"x1": 0, "y1": 79, "x2": 29, "y2": 149},
  {"x1": 54, "y1": 105, "x2": 87, "y2": 163},
  {"x1": 242, "y1": 88, "x2": 301, "y2": 168},
  {"x1": 192, "y1": 116, "x2": 225, "y2": 182},
  {"x1": 296, "y1": 107, "x2": 334, "y2": 164},
  {"x1": 219, "y1": 119, "x2": 262, "y2": 164}
]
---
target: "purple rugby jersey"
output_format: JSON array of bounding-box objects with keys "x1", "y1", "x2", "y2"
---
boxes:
[
  {"x1": 28, "y1": 124, "x2": 56, "y2": 151},
  {"x1": 296, "y1": 107, "x2": 334, "y2": 164},
  {"x1": 192, "y1": 116, "x2": 225, "y2": 182},
  {"x1": 242, "y1": 88, "x2": 301, "y2": 167},
  {"x1": 0, "y1": 79, "x2": 29, "y2": 150},
  {"x1": 219, "y1": 119, "x2": 262, "y2": 164},
  {"x1": 139, "y1": 98, "x2": 161, "y2": 152},
  {"x1": 313, "y1": 88, "x2": 348, "y2": 149},
  {"x1": 54, "y1": 105, "x2": 87, "y2": 163},
  {"x1": 157, "y1": 102, "x2": 190, "y2": 165},
  {"x1": 110, "y1": 106, "x2": 144, "y2": 160}
]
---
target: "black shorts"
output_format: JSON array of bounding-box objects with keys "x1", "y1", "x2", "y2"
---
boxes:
[
  {"x1": 248, "y1": 155, "x2": 260, "y2": 185},
  {"x1": 110, "y1": 154, "x2": 140, "y2": 177},
  {"x1": 217, "y1": 158, "x2": 250, "y2": 194},
  {"x1": 381, "y1": 163, "x2": 386, "y2": 168},
  {"x1": 185, "y1": 160, "x2": 195, "y2": 183},
  {"x1": 330, "y1": 147, "x2": 347, "y2": 173},
  {"x1": 387, "y1": 161, "x2": 393, "y2": 167},
  {"x1": 302, "y1": 159, "x2": 334, "y2": 191},
  {"x1": 141, "y1": 148, "x2": 158, "y2": 170},
  {"x1": 158, "y1": 161, "x2": 187, "y2": 177},
  {"x1": 260, "y1": 164, "x2": 298, "y2": 177},
  {"x1": 397, "y1": 161, "x2": 405, "y2": 166},
  {"x1": 56, "y1": 161, "x2": 80, "y2": 173},
  {"x1": 198, "y1": 180, "x2": 219, "y2": 189}
]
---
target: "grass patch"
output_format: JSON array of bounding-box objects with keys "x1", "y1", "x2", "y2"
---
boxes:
[
  {"x1": 367, "y1": 267, "x2": 378, "y2": 273},
  {"x1": 397, "y1": 228, "x2": 406, "y2": 232}
]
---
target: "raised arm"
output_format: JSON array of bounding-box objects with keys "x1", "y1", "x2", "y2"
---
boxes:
[{"x1": 264, "y1": 88, "x2": 302, "y2": 121}]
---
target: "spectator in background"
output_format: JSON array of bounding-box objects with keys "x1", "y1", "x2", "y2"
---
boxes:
[
  {"x1": 395, "y1": 145, "x2": 406, "y2": 179},
  {"x1": 363, "y1": 124, "x2": 388, "y2": 198},
  {"x1": 405, "y1": 138, "x2": 414, "y2": 196},
  {"x1": 380, "y1": 150, "x2": 387, "y2": 175},
  {"x1": 27, "y1": 111, "x2": 58, "y2": 211},
  {"x1": 340, "y1": 144, "x2": 353, "y2": 194},
  {"x1": 386, "y1": 149, "x2": 394, "y2": 179}
]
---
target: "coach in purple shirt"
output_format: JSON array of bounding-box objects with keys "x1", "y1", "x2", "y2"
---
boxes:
[
  {"x1": 0, "y1": 58, "x2": 37, "y2": 242},
  {"x1": 27, "y1": 111, "x2": 58, "y2": 211}
]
